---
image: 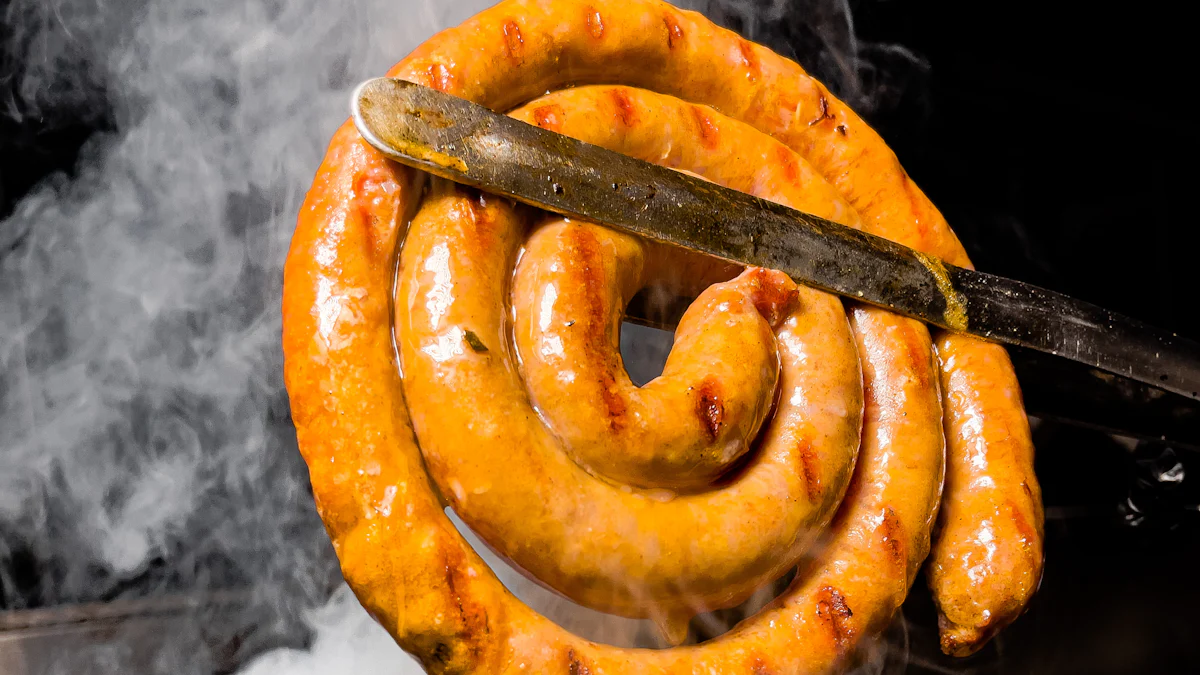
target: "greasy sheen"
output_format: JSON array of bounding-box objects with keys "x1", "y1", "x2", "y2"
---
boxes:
[{"x1": 283, "y1": 0, "x2": 1042, "y2": 671}]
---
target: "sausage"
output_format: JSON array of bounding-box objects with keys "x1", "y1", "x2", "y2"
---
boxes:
[
  {"x1": 928, "y1": 333, "x2": 1045, "y2": 655},
  {"x1": 282, "y1": 0, "x2": 1038, "y2": 670}
]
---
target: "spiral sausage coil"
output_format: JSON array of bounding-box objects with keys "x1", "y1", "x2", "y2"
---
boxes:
[{"x1": 282, "y1": 1, "x2": 1045, "y2": 672}]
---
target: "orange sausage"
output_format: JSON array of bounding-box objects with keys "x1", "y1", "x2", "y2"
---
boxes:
[
  {"x1": 283, "y1": 0, "x2": 1039, "y2": 670},
  {"x1": 928, "y1": 333, "x2": 1045, "y2": 655}
]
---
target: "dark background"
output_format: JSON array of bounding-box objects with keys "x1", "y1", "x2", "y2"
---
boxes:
[{"x1": 4, "y1": 0, "x2": 1199, "y2": 673}]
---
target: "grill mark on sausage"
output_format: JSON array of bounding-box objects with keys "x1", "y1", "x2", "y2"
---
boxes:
[
  {"x1": 350, "y1": 169, "x2": 393, "y2": 249},
  {"x1": 585, "y1": 7, "x2": 605, "y2": 39},
  {"x1": 422, "y1": 62, "x2": 455, "y2": 92},
  {"x1": 533, "y1": 104, "x2": 565, "y2": 132},
  {"x1": 902, "y1": 322, "x2": 932, "y2": 390},
  {"x1": 796, "y1": 436, "x2": 820, "y2": 502},
  {"x1": 438, "y1": 542, "x2": 489, "y2": 663},
  {"x1": 896, "y1": 163, "x2": 932, "y2": 241},
  {"x1": 456, "y1": 192, "x2": 499, "y2": 251},
  {"x1": 695, "y1": 376, "x2": 725, "y2": 441},
  {"x1": 815, "y1": 585, "x2": 855, "y2": 656},
  {"x1": 1006, "y1": 499, "x2": 1038, "y2": 553},
  {"x1": 691, "y1": 106, "x2": 720, "y2": 149},
  {"x1": 568, "y1": 226, "x2": 627, "y2": 430},
  {"x1": 738, "y1": 39, "x2": 760, "y2": 81},
  {"x1": 809, "y1": 94, "x2": 835, "y2": 126},
  {"x1": 744, "y1": 268, "x2": 798, "y2": 326},
  {"x1": 599, "y1": 374, "x2": 627, "y2": 432},
  {"x1": 502, "y1": 19, "x2": 525, "y2": 65},
  {"x1": 663, "y1": 13, "x2": 685, "y2": 49},
  {"x1": 566, "y1": 648, "x2": 592, "y2": 674},
  {"x1": 610, "y1": 88, "x2": 638, "y2": 127},
  {"x1": 775, "y1": 145, "x2": 801, "y2": 185},
  {"x1": 879, "y1": 506, "x2": 905, "y2": 571}
]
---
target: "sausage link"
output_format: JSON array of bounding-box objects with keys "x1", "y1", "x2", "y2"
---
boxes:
[{"x1": 283, "y1": 125, "x2": 513, "y2": 673}]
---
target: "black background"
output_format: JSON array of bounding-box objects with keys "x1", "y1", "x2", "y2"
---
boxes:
[{"x1": 4, "y1": 1, "x2": 1200, "y2": 673}]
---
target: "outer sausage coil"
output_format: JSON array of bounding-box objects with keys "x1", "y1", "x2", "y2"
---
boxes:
[{"x1": 282, "y1": 0, "x2": 1045, "y2": 671}]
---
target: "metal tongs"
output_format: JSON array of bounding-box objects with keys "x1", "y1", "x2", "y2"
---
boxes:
[{"x1": 350, "y1": 78, "x2": 1200, "y2": 450}]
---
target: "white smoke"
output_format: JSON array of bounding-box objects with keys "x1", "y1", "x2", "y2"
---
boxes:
[
  {"x1": 235, "y1": 585, "x2": 418, "y2": 675},
  {"x1": 703, "y1": 0, "x2": 929, "y2": 117},
  {"x1": 0, "y1": 0, "x2": 492, "y2": 670},
  {"x1": 0, "y1": 0, "x2": 924, "y2": 672}
]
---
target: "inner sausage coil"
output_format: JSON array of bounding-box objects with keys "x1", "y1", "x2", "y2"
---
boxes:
[{"x1": 282, "y1": 1, "x2": 1046, "y2": 672}]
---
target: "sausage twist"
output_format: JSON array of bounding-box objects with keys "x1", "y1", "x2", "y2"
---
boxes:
[{"x1": 282, "y1": 0, "x2": 1044, "y2": 671}]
